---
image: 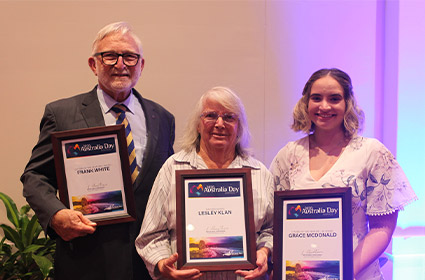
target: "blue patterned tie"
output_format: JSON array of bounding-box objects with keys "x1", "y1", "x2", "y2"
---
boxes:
[{"x1": 111, "y1": 104, "x2": 138, "y2": 183}]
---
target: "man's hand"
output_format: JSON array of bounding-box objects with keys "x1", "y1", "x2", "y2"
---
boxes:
[
  {"x1": 235, "y1": 247, "x2": 270, "y2": 279},
  {"x1": 157, "y1": 253, "x2": 202, "y2": 280},
  {"x1": 50, "y1": 209, "x2": 97, "y2": 241}
]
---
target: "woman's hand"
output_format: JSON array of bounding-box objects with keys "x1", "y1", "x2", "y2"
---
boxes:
[
  {"x1": 235, "y1": 247, "x2": 270, "y2": 279},
  {"x1": 157, "y1": 253, "x2": 203, "y2": 280}
]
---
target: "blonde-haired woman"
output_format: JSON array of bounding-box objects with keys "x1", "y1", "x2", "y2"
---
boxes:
[{"x1": 270, "y1": 68, "x2": 417, "y2": 279}]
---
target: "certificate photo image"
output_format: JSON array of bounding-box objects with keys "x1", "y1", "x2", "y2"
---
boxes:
[
  {"x1": 72, "y1": 190, "x2": 124, "y2": 216},
  {"x1": 285, "y1": 260, "x2": 340, "y2": 280},
  {"x1": 189, "y1": 236, "x2": 244, "y2": 260}
]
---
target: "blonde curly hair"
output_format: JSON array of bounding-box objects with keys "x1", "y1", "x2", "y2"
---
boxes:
[{"x1": 292, "y1": 68, "x2": 364, "y2": 137}]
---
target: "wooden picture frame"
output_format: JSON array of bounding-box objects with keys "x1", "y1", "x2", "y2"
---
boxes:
[
  {"x1": 175, "y1": 168, "x2": 257, "y2": 272},
  {"x1": 274, "y1": 187, "x2": 353, "y2": 279},
  {"x1": 51, "y1": 125, "x2": 136, "y2": 226}
]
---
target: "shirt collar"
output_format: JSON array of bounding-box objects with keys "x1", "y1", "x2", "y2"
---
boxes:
[
  {"x1": 96, "y1": 86, "x2": 135, "y2": 115},
  {"x1": 174, "y1": 148, "x2": 260, "y2": 170}
]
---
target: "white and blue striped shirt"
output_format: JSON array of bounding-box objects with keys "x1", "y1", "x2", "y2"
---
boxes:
[{"x1": 136, "y1": 148, "x2": 274, "y2": 280}]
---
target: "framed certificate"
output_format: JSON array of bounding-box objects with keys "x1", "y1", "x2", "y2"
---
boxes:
[
  {"x1": 274, "y1": 188, "x2": 353, "y2": 280},
  {"x1": 51, "y1": 125, "x2": 136, "y2": 226},
  {"x1": 175, "y1": 168, "x2": 257, "y2": 272}
]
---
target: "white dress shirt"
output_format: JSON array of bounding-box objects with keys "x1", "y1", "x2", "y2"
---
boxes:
[{"x1": 97, "y1": 87, "x2": 147, "y2": 170}]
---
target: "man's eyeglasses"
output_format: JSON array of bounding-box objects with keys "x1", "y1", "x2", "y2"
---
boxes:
[
  {"x1": 200, "y1": 111, "x2": 238, "y2": 124},
  {"x1": 94, "y1": 52, "x2": 141, "y2": 67}
]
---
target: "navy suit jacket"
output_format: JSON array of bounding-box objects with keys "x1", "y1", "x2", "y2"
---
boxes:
[{"x1": 21, "y1": 87, "x2": 175, "y2": 280}]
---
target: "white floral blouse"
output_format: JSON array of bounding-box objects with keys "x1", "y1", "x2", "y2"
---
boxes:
[{"x1": 269, "y1": 135, "x2": 417, "y2": 280}]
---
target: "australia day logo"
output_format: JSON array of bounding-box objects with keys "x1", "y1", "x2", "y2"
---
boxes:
[
  {"x1": 288, "y1": 204, "x2": 302, "y2": 218},
  {"x1": 65, "y1": 137, "x2": 116, "y2": 159},
  {"x1": 287, "y1": 201, "x2": 339, "y2": 220},
  {"x1": 188, "y1": 181, "x2": 241, "y2": 198}
]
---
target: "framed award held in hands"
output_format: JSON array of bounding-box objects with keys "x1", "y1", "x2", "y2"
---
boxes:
[
  {"x1": 274, "y1": 187, "x2": 353, "y2": 280},
  {"x1": 51, "y1": 125, "x2": 136, "y2": 226},
  {"x1": 175, "y1": 168, "x2": 257, "y2": 272}
]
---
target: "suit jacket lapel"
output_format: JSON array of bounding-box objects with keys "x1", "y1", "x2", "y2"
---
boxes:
[
  {"x1": 133, "y1": 89, "x2": 159, "y2": 190},
  {"x1": 81, "y1": 87, "x2": 105, "y2": 128}
]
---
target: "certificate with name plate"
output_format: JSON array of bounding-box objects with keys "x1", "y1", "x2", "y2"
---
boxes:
[
  {"x1": 274, "y1": 188, "x2": 353, "y2": 280},
  {"x1": 51, "y1": 125, "x2": 136, "y2": 226},
  {"x1": 175, "y1": 168, "x2": 256, "y2": 271}
]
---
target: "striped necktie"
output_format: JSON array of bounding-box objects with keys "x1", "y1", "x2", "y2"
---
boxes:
[{"x1": 111, "y1": 104, "x2": 138, "y2": 184}]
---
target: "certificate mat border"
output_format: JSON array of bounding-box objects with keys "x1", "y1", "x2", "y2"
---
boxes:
[
  {"x1": 51, "y1": 125, "x2": 136, "y2": 226},
  {"x1": 176, "y1": 168, "x2": 257, "y2": 272},
  {"x1": 273, "y1": 188, "x2": 353, "y2": 280}
]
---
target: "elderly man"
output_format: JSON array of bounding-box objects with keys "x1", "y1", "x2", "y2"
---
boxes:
[{"x1": 21, "y1": 22, "x2": 175, "y2": 280}]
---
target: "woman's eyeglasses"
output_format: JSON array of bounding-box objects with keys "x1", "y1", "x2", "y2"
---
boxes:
[{"x1": 200, "y1": 111, "x2": 238, "y2": 124}]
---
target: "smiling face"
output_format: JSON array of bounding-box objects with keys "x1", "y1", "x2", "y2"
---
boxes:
[
  {"x1": 88, "y1": 32, "x2": 144, "y2": 102},
  {"x1": 198, "y1": 98, "x2": 239, "y2": 155},
  {"x1": 308, "y1": 75, "x2": 346, "y2": 133}
]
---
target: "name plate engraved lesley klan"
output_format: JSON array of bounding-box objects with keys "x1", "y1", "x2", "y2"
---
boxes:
[
  {"x1": 176, "y1": 169, "x2": 256, "y2": 272},
  {"x1": 186, "y1": 180, "x2": 245, "y2": 262}
]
